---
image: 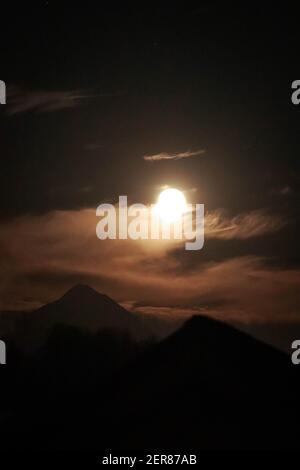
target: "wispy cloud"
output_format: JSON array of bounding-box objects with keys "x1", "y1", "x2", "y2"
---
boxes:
[
  {"x1": 84, "y1": 144, "x2": 104, "y2": 151},
  {"x1": 270, "y1": 186, "x2": 293, "y2": 197},
  {"x1": 205, "y1": 209, "x2": 285, "y2": 240},
  {"x1": 6, "y1": 86, "x2": 93, "y2": 115},
  {"x1": 143, "y1": 149, "x2": 205, "y2": 162}
]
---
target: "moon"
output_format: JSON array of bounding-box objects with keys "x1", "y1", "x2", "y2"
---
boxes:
[{"x1": 155, "y1": 188, "x2": 187, "y2": 223}]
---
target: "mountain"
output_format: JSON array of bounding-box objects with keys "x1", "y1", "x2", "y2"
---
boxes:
[
  {"x1": 119, "y1": 315, "x2": 295, "y2": 402},
  {"x1": 3, "y1": 284, "x2": 180, "y2": 350},
  {"x1": 92, "y1": 315, "x2": 300, "y2": 450},
  {"x1": 1, "y1": 309, "x2": 299, "y2": 450},
  {"x1": 33, "y1": 284, "x2": 136, "y2": 332}
]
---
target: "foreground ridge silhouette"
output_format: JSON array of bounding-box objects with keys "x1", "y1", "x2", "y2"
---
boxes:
[{"x1": 0, "y1": 285, "x2": 299, "y2": 450}]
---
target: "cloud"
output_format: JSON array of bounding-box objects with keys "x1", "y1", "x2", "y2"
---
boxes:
[
  {"x1": 205, "y1": 209, "x2": 285, "y2": 240},
  {"x1": 0, "y1": 208, "x2": 299, "y2": 326},
  {"x1": 6, "y1": 86, "x2": 93, "y2": 115},
  {"x1": 84, "y1": 144, "x2": 104, "y2": 151},
  {"x1": 126, "y1": 304, "x2": 208, "y2": 318},
  {"x1": 279, "y1": 186, "x2": 292, "y2": 196},
  {"x1": 143, "y1": 149, "x2": 205, "y2": 162}
]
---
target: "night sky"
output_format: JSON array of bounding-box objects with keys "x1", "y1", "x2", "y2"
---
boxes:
[{"x1": 1, "y1": 5, "x2": 300, "y2": 348}]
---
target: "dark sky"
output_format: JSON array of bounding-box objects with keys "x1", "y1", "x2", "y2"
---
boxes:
[{"x1": 0, "y1": 4, "x2": 300, "y2": 338}]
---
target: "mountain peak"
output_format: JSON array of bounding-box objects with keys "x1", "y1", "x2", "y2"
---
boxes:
[
  {"x1": 34, "y1": 284, "x2": 137, "y2": 336},
  {"x1": 180, "y1": 314, "x2": 227, "y2": 335},
  {"x1": 64, "y1": 284, "x2": 100, "y2": 296},
  {"x1": 168, "y1": 314, "x2": 251, "y2": 349}
]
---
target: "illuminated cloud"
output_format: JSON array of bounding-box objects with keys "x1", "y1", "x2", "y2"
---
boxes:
[
  {"x1": 143, "y1": 149, "x2": 205, "y2": 162},
  {"x1": 6, "y1": 86, "x2": 93, "y2": 115},
  {"x1": 0, "y1": 208, "x2": 299, "y2": 325}
]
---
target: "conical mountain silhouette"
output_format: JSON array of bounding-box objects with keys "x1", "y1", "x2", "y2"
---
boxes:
[
  {"x1": 100, "y1": 315, "x2": 299, "y2": 449},
  {"x1": 118, "y1": 314, "x2": 293, "y2": 399},
  {"x1": 38, "y1": 284, "x2": 133, "y2": 331},
  {"x1": 12, "y1": 284, "x2": 179, "y2": 349}
]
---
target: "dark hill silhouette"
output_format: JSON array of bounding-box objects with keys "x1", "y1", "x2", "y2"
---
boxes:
[
  {"x1": 88, "y1": 315, "x2": 300, "y2": 450},
  {"x1": 117, "y1": 315, "x2": 294, "y2": 403},
  {"x1": 1, "y1": 290, "x2": 299, "y2": 450},
  {"x1": 2, "y1": 314, "x2": 296, "y2": 449}
]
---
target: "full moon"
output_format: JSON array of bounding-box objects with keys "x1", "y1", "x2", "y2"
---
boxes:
[{"x1": 155, "y1": 188, "x2": 187, "y2": 223}]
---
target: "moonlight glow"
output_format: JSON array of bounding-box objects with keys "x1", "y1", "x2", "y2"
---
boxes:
[{"x1": 155, "y1": 188, "x2": 187, "y2": 223}]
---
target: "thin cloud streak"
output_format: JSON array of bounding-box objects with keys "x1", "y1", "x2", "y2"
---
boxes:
[
  {"x1": 6, "y1": 86, "x2": 94, "y2": 115},
  {"x1": 143, "y1": 149, "x2": 205, "y2": 162}
]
